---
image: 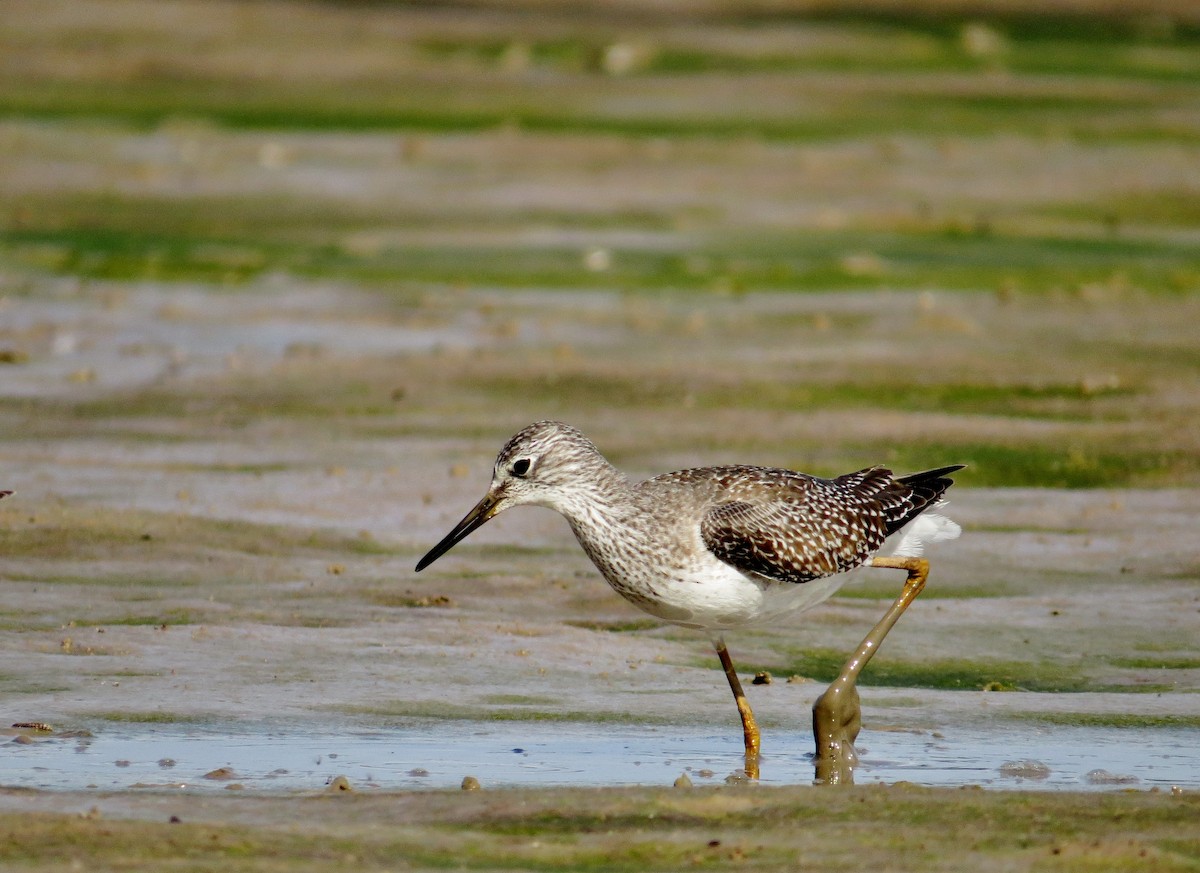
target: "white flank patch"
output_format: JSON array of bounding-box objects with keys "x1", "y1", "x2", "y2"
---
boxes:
[{"x1": 890, "y1": 508, "x2": 961, "y2": 558}]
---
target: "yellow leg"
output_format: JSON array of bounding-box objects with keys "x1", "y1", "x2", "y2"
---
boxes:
[
  {"x1": 713, "y1": 636, "x2": 761, "y2": 779},
  {"x1": 812, "y1": 556, "x2": 930, "y2": 785}
]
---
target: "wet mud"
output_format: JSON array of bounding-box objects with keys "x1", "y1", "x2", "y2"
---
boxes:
[
  {"x1": 2, "y1": 0, "x2": 1200, "y2": 868},
  {"x1": 3, "y1": 277, "x2": 1198, "y2": 792}
]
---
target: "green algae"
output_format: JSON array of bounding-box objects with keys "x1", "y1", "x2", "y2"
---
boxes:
[
  {"x1": 565, "y1": 619, "x2": 664, "y2": 633},
  {"x1": 757, "y1": 647, "x2": 1125, "y2": 693},
  {"x1": 474, "y1": 372, "x2": 1136, "y2": 421},
  {"x1": 877, "y1": 442, "x2": 1194, "y2": 489},
  {"x1": 82, "y1": 710, "x2": 221, "y2": 724},
  {"x1": 1107, "y1": 657, "x2": 1200, "y2": 671},
  {"x1": 835, "y1": 581, "x2": 1023, "y2": 600},
  {"x1": 0, "y1": 507, "x2": 395, "y2": 562},
  {"x1": 1008, "y1": 712, "x2": 1200, "y2": 729},
  {"x1": 1, "y1": 785, "x2": 1197, "y2": 873},
  {"x1": 66, "y1": 609, "x2": 201, "y2": 627},
  {"x1": 481, "y1": 694, "x2": 560, "y2": 707},
  {"x1": 5, "y1": 215, "x2": 1196, "y2": 295},
  {"x1": 338, "y1": 700, "x2": 682, "y2": 726}
]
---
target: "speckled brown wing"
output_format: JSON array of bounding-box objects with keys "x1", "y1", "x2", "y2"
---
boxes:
[{"x1": 700, "y1": 467, "x2": 895, "y2": 584}]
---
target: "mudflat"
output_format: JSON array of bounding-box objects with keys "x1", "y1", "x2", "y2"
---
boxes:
[{"x1": 1, "y1": 1, "x2": 1198, "y2": 869}]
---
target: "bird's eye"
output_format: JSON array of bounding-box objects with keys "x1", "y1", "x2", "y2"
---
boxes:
[{"x1": 511, "y1": 458, "x2": 531, "y2": 477}]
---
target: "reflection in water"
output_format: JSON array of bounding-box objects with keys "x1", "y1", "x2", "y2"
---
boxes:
[{"x1": 2, "y1": 721, "x2": 1197, "y2": 792}]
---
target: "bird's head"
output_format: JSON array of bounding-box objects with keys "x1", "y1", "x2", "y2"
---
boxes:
[{"x1": 414, "y1": 421, "x2": 611, "y2": 571}]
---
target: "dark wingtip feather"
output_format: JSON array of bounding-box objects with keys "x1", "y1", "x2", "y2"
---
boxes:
[
  {"x1": 883, "y1": 465, "x2": 965, "y2": 537},
  {"x1": 898, "y1": 464, "x2": 966, "y2": 485}
]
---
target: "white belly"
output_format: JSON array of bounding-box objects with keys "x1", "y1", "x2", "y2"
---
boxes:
[{"x1": 616, "y1": 558, "x2": 861, "y2": 631}]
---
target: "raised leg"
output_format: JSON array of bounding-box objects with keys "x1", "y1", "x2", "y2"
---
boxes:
[
  {"x1": 712, "y1": 635, "x2": 760, "y2": 779},
  {"x1": 812, "y1": 556, "x2": 930, "y2": 785}
]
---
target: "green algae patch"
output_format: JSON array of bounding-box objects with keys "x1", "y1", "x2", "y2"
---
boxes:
[
  {"x1": 66, "y1": 609, "x2": 202, "y2": 627},
  {"x1": 0, "y1": 505, "x2": 394, "y2": 563},
  {"x1": 82, "y1": 710, "x2": 222, "y2": 725},
  {"x1": 338, "y1": 700, "x2": 679, "y2": 726},
  {"x1": 1008, "y1": 712, "x2": 1200, "y2": 730},
  {"x1": 879, "y1": 441, "x2": 1194, "y2": 489},
  {"x1": 475, "y1": 372, "x2": 1137, "y2": 421},
  {"x1": 565, "y1": 618, "x2": 664, "y2": 633},
  {"x1": 480, "y1": 694, "x2": 560, "y2": 707},
  {"x1": 1, "y1": 784, "x2": 1198, "y2": 873},
  {"x1": 5, "y1": 193, "x2": 1200, "y2": 296},
  {"x1": 1107, "y1": 656, "x2": 1200, "y2": 671},
  {"x1": 0, "y1": 810, "x2": 395, "y2": 870},
  {"x1": 759, "y1": 648, "x2": 1110, "y2": 692},
  {"x1": 836, "y1": 581, "x2": 1023, "y2": 600}
]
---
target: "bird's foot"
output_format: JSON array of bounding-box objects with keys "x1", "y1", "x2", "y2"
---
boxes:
[
  {"x1": 811, "y1": 679, "x2": 862, "y2": 785},
  {"x1": 811, "y1": 557, "x2": 929, "y2": 785},
  {"x1": 742, "y1": 749, "x2": 761, "y2": 781}
]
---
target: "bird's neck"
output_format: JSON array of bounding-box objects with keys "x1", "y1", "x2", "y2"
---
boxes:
[{"x1": 552, "y1": 462, "x2": 633, "y2": 532}]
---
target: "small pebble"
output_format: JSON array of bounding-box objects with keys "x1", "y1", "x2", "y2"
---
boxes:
[
  {"x1": 673, "y1": 773, "x2": 693, "y2": 789},
  {"x1": 461, "y1": 775, "x2": 482, "y2": 791},
  {"x1": 326, "y1": 775, "x2": 354, "y2": 793},
  {"x1": 751, "y1": 672, "x2": 772, "y2": 685},
  {"x1": 203, "y1": 767, "x2": 237, "y2": 781}
]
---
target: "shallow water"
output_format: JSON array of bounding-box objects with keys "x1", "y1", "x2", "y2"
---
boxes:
[{"x1": 4, "y1": 721, "x2": 1197, "y2": 793}]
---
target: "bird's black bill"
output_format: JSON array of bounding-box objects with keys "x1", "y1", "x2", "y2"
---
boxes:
[{"x1": 415, "y1": 491, "x2": 499, "y2": 572}]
